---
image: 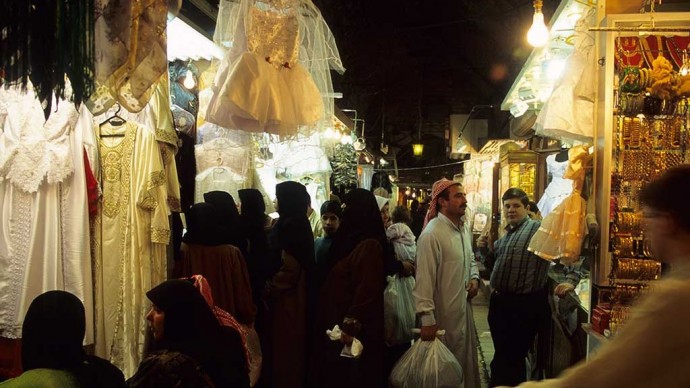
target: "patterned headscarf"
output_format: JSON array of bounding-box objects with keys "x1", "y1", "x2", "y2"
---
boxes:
[{"x1": 422, "y1": 178, "x2": 460, "y2": 231}]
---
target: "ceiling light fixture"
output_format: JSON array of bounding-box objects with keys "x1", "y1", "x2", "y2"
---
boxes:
[
  {"x1": 352, "y1": 118, "x2": 366, "y2": 151},
  {"x1": 527, "y1": 0, "x2": 549, "y2": 47}
]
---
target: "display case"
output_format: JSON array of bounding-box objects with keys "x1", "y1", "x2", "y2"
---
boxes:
[
  {"x1": 499, "y1": 148, "x2": 539, "y2": 202},
  {"x1": 592, "y1": 12, "x2": 690, "y2": 337}
]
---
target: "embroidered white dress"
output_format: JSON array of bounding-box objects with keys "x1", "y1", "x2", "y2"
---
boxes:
[
  {"x1": 537, "y1": 154, "x2": 573, "y2": 218},
  {"x1": 92, "y1": 121, "x2": 169, "y2": 377},
  {"x1": 0, "y1": 87, "x2": 94, "y2": 344}
]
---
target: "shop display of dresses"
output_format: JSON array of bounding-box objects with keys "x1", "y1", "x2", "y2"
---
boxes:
[
  {"x1": 92, "y1": 119, "x2": 170, "y2": 377},
  {"x1": 194, "y1": 134, "x2": 253, "y2": 204},
  {"x1": 537, "y1": 153, "x2": 573, "y2": 218},
  {"x1": 528, "y1": 145, "x2": 591, "y2": 264},
  {"x1": 0, "y1": 87, "x2": 95, "y2": 345},
  {"x1": 208, "y1": 0, "x2": 344, "y2": 136},
  {"x1": 534, "y1": 10, "x2": 596, "y2": 143}
]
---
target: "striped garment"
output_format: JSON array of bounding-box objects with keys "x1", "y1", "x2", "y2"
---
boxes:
[{"x1": 489, "y1": 216, "x2": 551, "y2": 294}]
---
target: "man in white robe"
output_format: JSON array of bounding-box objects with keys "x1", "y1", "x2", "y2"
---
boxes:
[{"x1": 414, "y1": 178, "x2": 482, "y2": 388}]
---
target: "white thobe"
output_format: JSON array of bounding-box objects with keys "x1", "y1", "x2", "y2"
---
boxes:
[{"x1": 414, "y1": 213, "x2": 481, "y2": 388}]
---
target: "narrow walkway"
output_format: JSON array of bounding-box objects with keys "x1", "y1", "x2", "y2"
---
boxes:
[{"x1": 472, "y1": 280, "x2": 493, "y2": 388}]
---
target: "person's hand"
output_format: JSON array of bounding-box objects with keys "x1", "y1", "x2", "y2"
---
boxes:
[
  {"x1": 400, "y1": 260, "x2": 416, "y2": 277},
  {"x1": 477, "y1": 235, "x2": 492, "y2": 251},
  {"x1": 420, "y1": 325, "x2": 438, "y2": 341},
  {"x1": 466, "y1": 279, "x2": 480, "y2": 300},
  {"x1": 340, "y1": 332, "x2": 354, "y2": 345},
  {"x1": 554, "y1": 282, "x2": 575, "y2": 298}
]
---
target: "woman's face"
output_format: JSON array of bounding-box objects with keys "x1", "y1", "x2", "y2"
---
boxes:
[
  {"x1": 381, "y1": 204, "x2": 390, "y2": 223},
  {"x1": 146, "y1": 305, "x2": 165, "y2": 341}
]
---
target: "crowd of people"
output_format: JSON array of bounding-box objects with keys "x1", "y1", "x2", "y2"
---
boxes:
[{"x1": 4, "y1": 166, "x2": 690, "y2": 387}]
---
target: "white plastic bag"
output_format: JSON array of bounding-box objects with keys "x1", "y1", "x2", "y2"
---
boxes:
[
  {"x1": 242, "y1": 325, "x2": 262, "y2": 387},
  {"x1": 384, "y1": 275, "x2": 416, "y2": 346},
  {"x1": 389, "y1": 337, "x2": 464, "y2": 388}
]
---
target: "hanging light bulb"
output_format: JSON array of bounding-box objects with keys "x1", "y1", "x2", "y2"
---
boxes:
[
  {"x1": 680, "y1": 49, "x2": 690, "y2": 77},
  {"x1": 527, "y1": 0, "x2": 549, "y2": 47},
  {"x1": 183, "y1": 69, "x2": 196, "y2": 89}
]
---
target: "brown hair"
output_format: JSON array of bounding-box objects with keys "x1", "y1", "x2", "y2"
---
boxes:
[{"x1": 391, "y1": 206, "x2": 412, "y2": 225}]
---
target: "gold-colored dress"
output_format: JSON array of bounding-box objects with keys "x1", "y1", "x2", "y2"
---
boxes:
[
  {"x1": 92, "y1": 121, "x2": 169, "y2": 377},
  {"x1": 528, "y1": 145, "x2": 591, "y2": 264},
  {"x1": 88, "y1": 0, "x2": 169, "y2": 115}
]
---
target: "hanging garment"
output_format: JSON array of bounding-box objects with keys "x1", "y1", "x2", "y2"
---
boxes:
[
  {"x1": 0, "y1": 87, "x2": 94, "y2": 345},
  {"x1": 195, "y1": 137, "x2": 251, "y2": 176},
  {"x1": 93, "y1": 121, "x2": 170, "y2": 377},
  {"x1": 534, "y1": 11, "x2": 595, "y2": 143},
  {"x1": 208, "y1": 0, "x2": 344, "y2": 136},
  {"x1": 194, "y1": 166, "x2": 248, "y2": 205},
  {"x1": 528, "y1": 146, "x2": 591, "y2": 264},
  {"x1": 88, "y1": 0, "x2": 170, "y2": 115},
  {"x1": 536, "y1": 154, "x2": 573, "y2": 218}
]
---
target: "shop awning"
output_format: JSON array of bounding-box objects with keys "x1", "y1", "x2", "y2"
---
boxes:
[{"x1": 501, "y1": 0, "x2": 596, "y2": 115}]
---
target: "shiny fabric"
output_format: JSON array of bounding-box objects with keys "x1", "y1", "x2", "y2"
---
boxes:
[
  {"x1": 0, "y1": 87, "x2": 94, "y2": 344},
  {"x1": 536, "y1": 153, "x2": 573, "y2": 218},
  {"x1": 528, "y1": 146, "x2": 592, "y2": 264},
  {"x1": 414, "y1": 213, "x2": 481, "y2": 388},
  {"x1": 92, "y1": 121, "x2": 169, "y2": 377},
  {"x1": 88, "y1": 0, "x2": 169, "y2": 115},
  {"x1": 534, "y1": 11, "x2": 595, "y2": 143},
  {"x1": 207, "y1": 0, "x2": 325, "y2": 135}
]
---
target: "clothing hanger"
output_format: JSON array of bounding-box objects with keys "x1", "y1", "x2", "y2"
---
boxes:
[{"x1": 99, "y1": 103, "x2": 127, "y2": 137}]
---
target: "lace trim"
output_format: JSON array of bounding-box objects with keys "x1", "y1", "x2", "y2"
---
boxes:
[
  {"x1": 152, "y1": 227, "x2": 171, "y2": 244},
  {"x1": 148, "y1": 170, "x2": 166, "y2": 189},
  {"x1": 139, "y1": 193, "x2": 159, "y2": 211},
  {"x1": 0, "y1": 192, "x2": 33, "y2": 338},
  {"x1": 156, "y1": 129, "x2": 179, "y2": 149}
]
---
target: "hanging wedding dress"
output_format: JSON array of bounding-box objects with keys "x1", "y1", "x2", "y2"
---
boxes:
[
  {"x1": 92, "y1": 119, "x2": 169, "y2": 377},
  {"x1": 534, "y1": 11, "x2": 595, "y2": 143},
  {"x1": 0, "y1": 86, "x2": 94, "y2": 345},
  {"x1": 208, "y1": 0, "x2": 344, "y2": 136},
  {"x1": 528, "y1": 146, "x2": 591, "y2": 264},
  {"x1": 537, "y1": 153, "x2": 573, "y2": 218}
]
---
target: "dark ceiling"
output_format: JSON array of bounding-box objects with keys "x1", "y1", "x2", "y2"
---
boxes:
[{"x1": 181, "y1": 0, "x2": 561, "y2": 167}]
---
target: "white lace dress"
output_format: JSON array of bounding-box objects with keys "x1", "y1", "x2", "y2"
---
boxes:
[
  {"x1": 537, "y1": 154, "x2": 573, "y2": 218},
  {"x1": 534, "y1": 11, "x2": 595, "y2": 143},
  {"x1": 0, "y1": 87, "x2": 95, "y2": 344}
]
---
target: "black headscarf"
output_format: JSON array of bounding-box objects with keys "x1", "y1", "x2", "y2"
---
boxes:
[
  {"x1": 21, "y1": 290, "x2": 86, "y2": 371},
  {"x1": 239, "y1": 188, "x2": 267, "y2": 228},
  {"x1": 269, "y1": 181, "x2": 315, "y2": 269},
  {"x1": 146, "y1": 279, "x2": 243, "y2": 387},
  {"x1": 317, "y1": 189, "x2": 388, "y2": 286},
  {"x1": 204, "y1": 191, "x2": 247, "y2": 253},
  {"x1": 183, "y1": 202, "x2": 226, "y2": 246}
]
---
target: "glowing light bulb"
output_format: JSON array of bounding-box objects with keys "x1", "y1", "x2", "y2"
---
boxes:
[
  {"x1": 527, "y1": 11, "x2": 549, "y2": 47},
  {"x1": 183, "y1": 69, "x2": 196, "y2": 89}
]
